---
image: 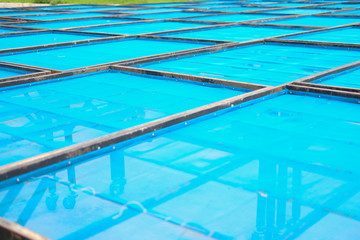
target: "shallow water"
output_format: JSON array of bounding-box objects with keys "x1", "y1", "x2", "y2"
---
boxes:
[
  {"x1": 287, "y1": 27, "x2": 360, "y2": 44},
  {"x1": 162, "y1": 25, "x2": 308, "y2": 41},
  {"x1": 331, "y1": 9, "x2": 360, "y2": 15},
  {"x1": 0, "y1": 92, "x2": 359, "y2": 239},
  {"x1": 263, "y1": 16, "x2": 360, "y2": 27},
  {"x1": 0, "y1": 32, "x2": 103, "y2": 50},
  {"x1": 185, "y1": 13, "x2": 283, "y2": 22},
  {"x1": 79, "y1": 21, "x2": 210, "y2": 34},
  {"x1": 313, "y1": 66, "x2": 360, "y2": 89},
  {"x1": 0, "y1": 27, "x2": 24, "y2": 34},
  {"x1": 136, "y1": 42, "x2": 360, "y2": 86},
  {"x1": 0, "y1": 69, "x2": 243, "y2": 165},
  {"x1": 0, "y1": 38, "x2": 211, "y2": 70},
  {"x1": 0, "y1": 66, "x2": 31, "y2": 79}
]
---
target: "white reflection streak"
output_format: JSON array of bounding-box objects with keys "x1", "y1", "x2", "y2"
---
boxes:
[{"x1": 112, "y1": 201, "x2": 147, "y2": 220}]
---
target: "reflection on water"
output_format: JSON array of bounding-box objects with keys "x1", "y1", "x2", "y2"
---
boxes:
[
  {"x1": 0, "y1": 70, "x2": 241, "y2": 166},
  {"x1": 0, "y1": 93, "x2": 360, "y2": 239},
  {"x1": 139, "y1": 42, "x2": 360, "y2": 86}
]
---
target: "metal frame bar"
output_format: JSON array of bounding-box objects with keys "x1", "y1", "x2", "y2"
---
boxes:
[
  {"x1": 0, "y1": 61, "x2": 51, "y2": 82},
  {"x1": 0, "y1": 217, "x2": 48, "y2": 240}
]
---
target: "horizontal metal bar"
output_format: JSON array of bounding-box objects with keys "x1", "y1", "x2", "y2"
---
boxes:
[
  {"x1": 0, "y1": 61, "x2": 57, "y2": 74},
  {"x1": 111, "y1": 65, "x2": 267, "y2": 89},
  {"x1": 287, "y1": 84, "x2": 360, "y2": 100},
  {"x1": 0, "y1": 28, "x2": 48, "y2": 37},
  {"x1": 292, "y1": 82, "x2": 360, "y2": 93},
  {"x1": 0, "y1": 71, "x2": 49, "y2": 83},
  {"x1": 321, "y1": 14, "x2": 360, "y2": 18}
]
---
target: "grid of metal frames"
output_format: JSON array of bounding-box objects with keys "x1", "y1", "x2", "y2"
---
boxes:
[{"x1": 0, "y1": 0, "x2": 360, "y2": 239}]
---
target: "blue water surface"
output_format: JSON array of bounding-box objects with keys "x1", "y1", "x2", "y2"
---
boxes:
[
  {"x1": 0, "y1": 66, "x2": 32, "y2": 79},
  {"x1": 0, "y1": 92, "x2": 359, "y2": 239},
  {"x1": 185, "y1": 13, "x2": 283, "y2": 22},
  {"x1": 77, "y1": 21, "x2": 210, "y2": 35},
  {"x1": 0, "y1": 8, "x2": 24, "y2": 11},
  {"x1": 161, "y1": 25, "x2": 309, "y2": 41},
  {"x1": 323, "y1": 3, "x2": 360, "y2": 8},
  {"x1": 0, "y1": 38, "x2": 212, "y2": 70},
  {"x1": 0, "y1": 69, "x2": 243, "y2": 165},
  {"x1": 263, "y1": 16, "x2": 360, "y2": 27},
  {"x1": 313, "y1": 66, "x2": 360, "y2": 89},
  {"x1": 135, "y1": 42, "x2": 360, "y2": 86},
  {"x1": 0, "y1": 27, "x2": 25, "y2": 34},
  {"x1": 287, "y1": 27, "x2": 360, "y2": 44},
  {"x1": 0, "y1": 32, "x2": 105, "y2": 50},
  {"x1": 262, "y1": 8, "x2": 333, "y2": 15},
  {"x1": 331, "y1": 9, "x2": 360, "y2": 15}
]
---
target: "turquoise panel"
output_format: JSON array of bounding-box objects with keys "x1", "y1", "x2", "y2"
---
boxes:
[
  {"x1": 0, "y1": 69, "x2": 243, "y2": 165},
  {"x1": 0, "y1": 38, "x2": 212, "y2": 70},
  {"x1": 136, "y1": 42, "x2": 360, "y2": 86}
]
